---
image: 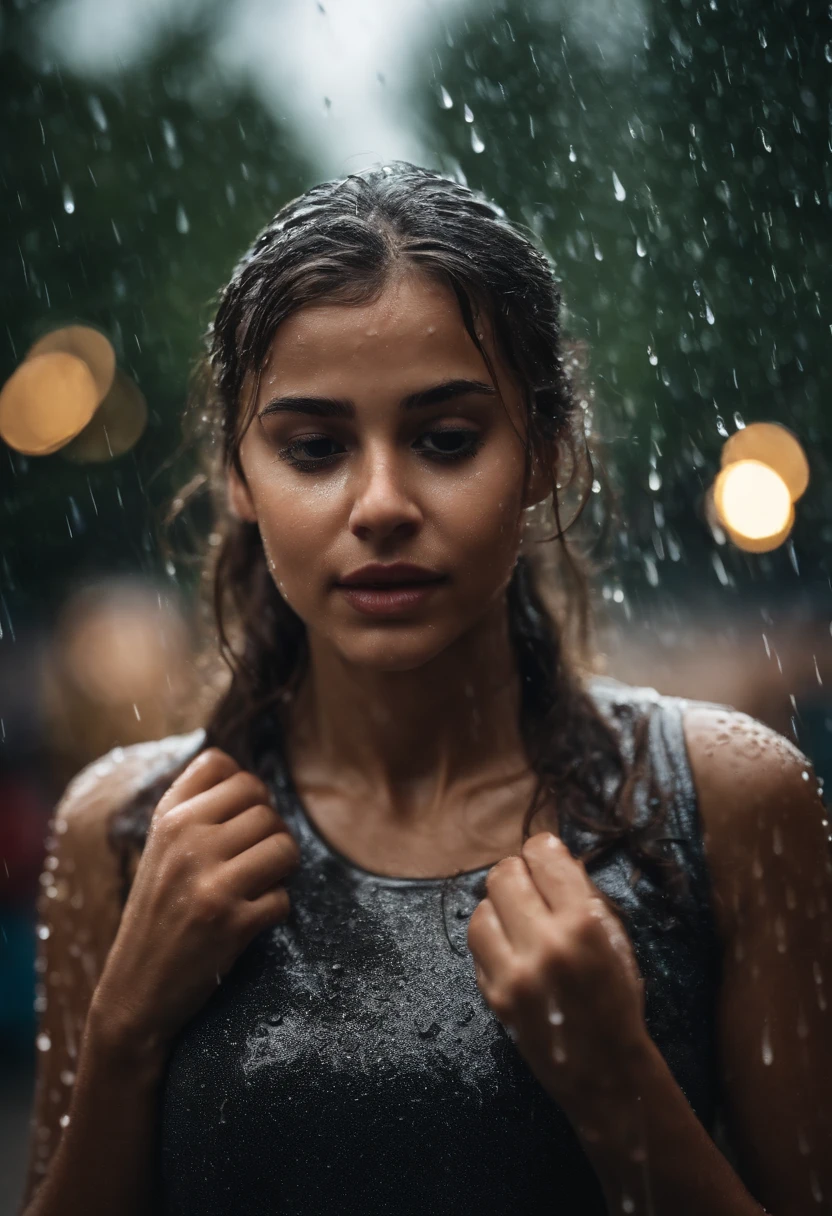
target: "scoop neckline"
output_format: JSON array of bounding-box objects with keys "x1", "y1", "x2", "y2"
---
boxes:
[{"x1": 272, "y1": 754, "x2": 497, "y2": 886}]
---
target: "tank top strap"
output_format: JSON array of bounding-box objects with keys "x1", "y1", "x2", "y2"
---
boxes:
[{"x1": 586, "y1": 673, "x2": 726, "y2": 932}]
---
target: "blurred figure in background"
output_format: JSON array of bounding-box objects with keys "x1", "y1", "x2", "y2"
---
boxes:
[{"x1": 39, "y1": 580, "x2": 198, "y2": 794}]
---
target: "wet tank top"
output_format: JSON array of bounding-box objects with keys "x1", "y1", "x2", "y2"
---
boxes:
[{"x1": 157, "y1": 677, "x2": 723, "y2": 1215}]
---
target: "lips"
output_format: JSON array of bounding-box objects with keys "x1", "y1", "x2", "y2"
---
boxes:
[
  {"x1": 336, "y1": 563, "x2": 446, "y2": 588},
  {"x1": 334, "y1": 564, "x2": 448, "y2": 618}
]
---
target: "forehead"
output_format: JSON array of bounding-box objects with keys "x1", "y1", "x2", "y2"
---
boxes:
[{"x1": 257, "y1": 271, "x2": 508, "y2": 395}]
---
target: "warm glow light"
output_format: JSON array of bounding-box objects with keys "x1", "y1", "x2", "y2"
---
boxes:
[
  {"x1": 721, "y1": 422, "x2": 809, "y2": 502},
  {"x1": 713, "y1": 459, "x2": 794, "y2": 551},
  {"x1": 0, "y1": 352, "x2": 100, "y2": 455},
  {"x1": 62, "y1": 370, "x2": 148, "y2": 462},
  {"x1": 26, "y1": 325, "x2": 116, "y2": 403}
]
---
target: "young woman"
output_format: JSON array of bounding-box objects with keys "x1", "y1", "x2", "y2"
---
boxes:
[{"x1": 22, "y1": 163, "x2": 831, "y2": 1216}]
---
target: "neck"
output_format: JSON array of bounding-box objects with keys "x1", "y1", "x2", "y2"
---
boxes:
[{"x1": 285, "y1": 595, "x2": 529, "y2": 822}]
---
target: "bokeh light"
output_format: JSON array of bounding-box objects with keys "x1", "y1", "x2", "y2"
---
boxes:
[
  {"x1": 0, "y1": 352, "x2": 100, "y2": 455},
  {"x1": 25, "y1": 325, "x2": 116, "y2": 402},
  {"x1": 720, "y1": 421, "x2": 809, "y2": 503},
  {"x1": 61, "y1": 369, "x2": 148, "y2": 462},
  {"x1": 713, "y1": 458, "x2": 794, "y2": 553}
]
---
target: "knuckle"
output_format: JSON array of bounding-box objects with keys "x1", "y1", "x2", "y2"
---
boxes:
[
  {"x1": 507, "y1": 961, "x2": 540, "y2": 1003},
  {"x1": 234, "y1": 771, "x2": 270, "y2": 805},
  {"x1": 276, "y1": 832, "x2": 301, "y2": 870},
  {"x1": 192, "y1": 876, "x2": 230, "y2": 924}
]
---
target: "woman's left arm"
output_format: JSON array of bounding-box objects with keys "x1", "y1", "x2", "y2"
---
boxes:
[{"x1": 467, "y1": 707, "x2": 832, "y2": 1216}]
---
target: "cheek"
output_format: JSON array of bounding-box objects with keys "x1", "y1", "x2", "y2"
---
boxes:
[
  {"x1": 249, "y1": 479, "x2": 340, "y2": 602},
  {"x1": 447, "y1": 459, "x2": 526, "y2": 570}
]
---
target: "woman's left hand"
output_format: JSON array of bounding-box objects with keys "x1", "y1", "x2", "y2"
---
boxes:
[{"x1": 467, "y1": 831, "x2": 650, "y2": 1117}]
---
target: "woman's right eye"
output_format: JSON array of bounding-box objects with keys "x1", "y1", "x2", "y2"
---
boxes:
[{"x1": 277, "y1": 436, "x2": 343, "y2": 470}]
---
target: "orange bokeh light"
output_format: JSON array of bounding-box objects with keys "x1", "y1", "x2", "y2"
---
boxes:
[{"x1": 0, "y1": 352, "x2": 100, "y2": 455}]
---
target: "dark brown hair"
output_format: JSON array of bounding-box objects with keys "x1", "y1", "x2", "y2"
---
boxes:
[{"x1": 110, "y1": 162, "x2": 691, "y2": 928}]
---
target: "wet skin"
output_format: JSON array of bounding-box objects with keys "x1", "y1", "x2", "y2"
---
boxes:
[{"x1": 228, "y1": 267, "x2": 553, "y2": 876}]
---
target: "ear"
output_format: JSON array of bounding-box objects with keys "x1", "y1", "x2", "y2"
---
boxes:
[{"x1": 226, "y1": 464, "x2": 258, "y2": 524}]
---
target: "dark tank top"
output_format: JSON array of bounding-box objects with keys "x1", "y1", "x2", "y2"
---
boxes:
[{"x1": 157, "y1": 677, "x2": 723, "y2": 1215}]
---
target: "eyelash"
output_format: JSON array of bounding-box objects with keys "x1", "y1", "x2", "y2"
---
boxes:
[{"x1": 276, "y1": 428, "x2": 484, "y2": 472}]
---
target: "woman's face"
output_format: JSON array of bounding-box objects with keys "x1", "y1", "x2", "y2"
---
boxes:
[{"x1": 229, "y1": 269, "x2": 548, "y2": 672}]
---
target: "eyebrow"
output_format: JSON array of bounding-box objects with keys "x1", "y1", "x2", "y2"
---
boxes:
[{"x1": 257, "y1": 378, "x2": 497, "y2": 420}]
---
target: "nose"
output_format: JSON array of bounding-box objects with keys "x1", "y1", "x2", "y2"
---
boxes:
[{"x1": 347, "y1": 444, "x2": 423, "y2": 542}]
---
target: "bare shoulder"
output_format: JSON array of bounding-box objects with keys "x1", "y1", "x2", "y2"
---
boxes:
[
  {"x1": 43, "y1": 728, "x2": 208, "y2": 955},
  {"x1": 680, "y1": 702, "x2": 828, "y2": 939},
  {"x1": 57, "y1": 728, "x2": 207, "y2": 835}
]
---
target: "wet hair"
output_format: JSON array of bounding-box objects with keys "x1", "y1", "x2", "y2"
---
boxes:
[{"x1": 109, "y1": 161, "x2": 691, "y2": 927}]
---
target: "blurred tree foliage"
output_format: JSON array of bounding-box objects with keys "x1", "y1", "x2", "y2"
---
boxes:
[
  {"x1": 412, "y1": 0, "x2": 831, "y2": 609},
  {"x1": 0, "y1": 0, "x2": 829, "y2": 628},
  {"x1": 0, "y1": 0, "x2": 312, "y2": 623}
]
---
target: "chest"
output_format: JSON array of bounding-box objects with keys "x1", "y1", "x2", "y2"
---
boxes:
[{"x1": 158, "y1": 837, "x2": 720, "y2": 1216}]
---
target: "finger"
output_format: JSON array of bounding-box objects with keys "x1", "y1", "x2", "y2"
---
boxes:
[
  {"x1": 224, "y1": 831, "x2": 301, "y2": 899},
  {"x1": 155, "y1": 748, "x2": 239, "y2": 816},
  {"x1": 215, "y1": 802, "x2": 288, "y2": 859},
  {"x1": 467, "y1": 897, "x2": 513, "y2": 983},
  {"x1": 521, "y1": 832, "x2": 594, "y2": 912},
  {"x1": 485, "y1": 855, "x2": 550, "y2": 947},
  {"x1": 177, "y1": 770, "x2": 273, "y2": 826}
]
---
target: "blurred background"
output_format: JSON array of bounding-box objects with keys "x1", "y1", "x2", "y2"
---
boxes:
[{"x1": 1, "y1": 0, "x2": 830, "y2": 1208}]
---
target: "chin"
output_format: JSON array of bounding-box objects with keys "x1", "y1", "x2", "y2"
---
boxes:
[{"x1": 330, "y1": 626, "x2": 460, "y2": 674}]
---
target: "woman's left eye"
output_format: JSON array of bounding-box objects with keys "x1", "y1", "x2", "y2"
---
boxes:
[{"x1": 416, "y1": 428, "x2": 483, "y2": 461}]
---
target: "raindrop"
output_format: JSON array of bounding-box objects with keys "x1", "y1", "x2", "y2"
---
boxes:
[
  {"x1": 592, "y1": 239, "x2": 603, "y2": 262},
  {"x1": 568, "y1": 145, "x2": 576, "y2": 163},
  {"x1": 761, "y1": 1020, "x2": 773, "y2": 1066},
  {"x1": 59, "y1": 1114, "x2": 70, "y2": 1128},
  {"x1": 439, "y1": 86, "x2": 453, "y2": 110},
  {"x1": 825, "y1": 43, "x2": 832, "y2": 64},
  {"x1": 547, "y1": 997, "x2": 565, "y2": 1026},
  {"x1": 712, "y1": 552, "x2": 730, "y2": 586},
  {"x1": 704, "y1": 302, "x2": 715, "y2": 325},
  {"x1": 621, "y1": 1195, "x2": 636, "y2": 1214},
  {"x1": 87, "y1": 95, "x2": 108, "y2": 132},
  {"x1": 161, "y1": 119, "x2": 178, "y2": 151},
  {"x1": 463, "y1": 104, "x2": 474, "y2": 123},
  {"x1": 647, "y1": 345, "x2": 658, "y2": 366},
  {"x1": 733, "y1": 412, "x2": 745, "y2": 429},
  {"x1": 37, "y1": 924, "x2": 50, "y2": 940},
  {"x1": 62, "y1": 185, "x2": 75, "y2": 215},
  {"x1": 715, "y1": 416, "x2": 729, "y2": 437},
  {"x1": 176, "y1": 206, "x2": 189, "y2": 234},
  {"x1": 470, "y1": 128, "x2": 485, "y2": 154},
  {"x1": 648, "y1": 469, "x2": 662, "y2": 492},
  {"x1": 612, "y1": 171, "x2": 626, "y2": 202},
  {"x1": 636, "y1": 236, "x2": 646, "y2": 257},
  {"x1": 37, "y1": 1033, "x2": 51, "y2": 1052}
]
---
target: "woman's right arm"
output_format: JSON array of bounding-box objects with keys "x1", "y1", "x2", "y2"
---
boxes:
[
  {"x1": 20, "y1": 741, "x2": 300, "y2": 1215},
  {"x1": 20, "y1": 741, "x2": 175, "y2": 1214}
]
